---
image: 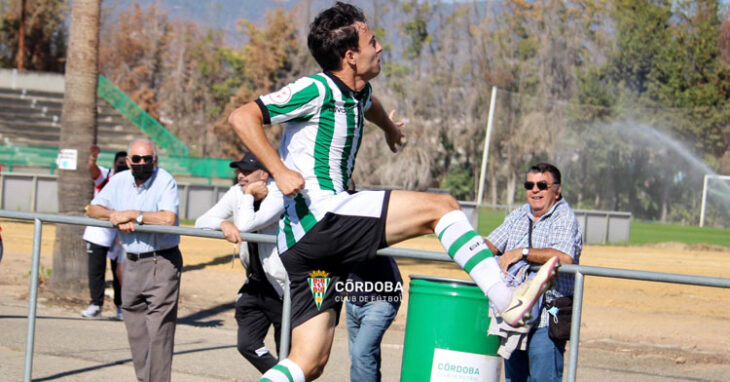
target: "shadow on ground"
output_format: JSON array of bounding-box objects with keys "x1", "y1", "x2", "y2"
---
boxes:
[{"x1": 177, "y1": 302, "x2": 234, "y2": 327}]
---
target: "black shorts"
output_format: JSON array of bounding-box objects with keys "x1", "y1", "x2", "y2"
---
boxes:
[{"x1": 280, "y1": 190, "x2": 391, "y2": 328}]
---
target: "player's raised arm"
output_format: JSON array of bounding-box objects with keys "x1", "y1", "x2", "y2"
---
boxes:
[
  {"x1": 228, "y1": 102, "x2": 304, "y2": 196},
  {"x1": 364, "y1": 95, "x2": 405, "y2": 153}
]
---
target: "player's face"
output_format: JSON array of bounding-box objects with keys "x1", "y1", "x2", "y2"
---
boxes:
[
  {"x1": 354, "y1": 22, "x2": 382, "y2": 81},
  {"x1": 525, "y1": 171, "x2": 561, "y2": 218}
]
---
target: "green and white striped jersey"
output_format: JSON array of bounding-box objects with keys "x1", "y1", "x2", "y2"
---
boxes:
[{"x1": 256, "y1": 72, "x2": 373, "y2": 254}]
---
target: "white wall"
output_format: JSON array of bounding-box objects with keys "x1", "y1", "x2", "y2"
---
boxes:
[{"x1": 0, "y1": 69, "x2": 65, "y2": 93}]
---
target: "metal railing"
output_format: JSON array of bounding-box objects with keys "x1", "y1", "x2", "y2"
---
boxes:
[{"x1": 2, "y1": 209, "x2": 729, "y2": 382}]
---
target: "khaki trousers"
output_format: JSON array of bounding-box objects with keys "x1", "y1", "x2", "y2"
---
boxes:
[{"x1": 122, "y1": 247, "x2": 182, "y2": 382}]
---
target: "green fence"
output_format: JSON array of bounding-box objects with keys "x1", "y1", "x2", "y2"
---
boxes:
[
  {"x1": 0, "y1": 145, "x2": 58, "y2": 173},
  {"x1": 0, "y1": 144, "x2": 231, "y2": 181},
  {"x1": 97, "y1": 75, "x2": 189, "y2": 157}
]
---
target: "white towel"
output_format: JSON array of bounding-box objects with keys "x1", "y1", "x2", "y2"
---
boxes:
[{"x1": 488, "y1": 308, "x2": 533, "y2": 359}]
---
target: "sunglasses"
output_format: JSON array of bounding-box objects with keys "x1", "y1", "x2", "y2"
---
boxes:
[
  {"x1": 130, "y1": 155, "x2": 154, "y2": 163},
  {"x1": 524, "y1": 181, "x2": 557, "y2": 191}
]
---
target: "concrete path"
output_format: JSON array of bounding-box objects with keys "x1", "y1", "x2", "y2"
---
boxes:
[
  {"x1": 2, "y1": 292, "x2": 729, "y2": 381},
  {"x1": 0, "y1": 293, "x2": 403, "y2": 381}
]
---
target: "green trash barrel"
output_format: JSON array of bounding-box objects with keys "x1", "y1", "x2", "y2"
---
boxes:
[{"x1": 400, "y1": 275, "x2": 501, "y2": 382}]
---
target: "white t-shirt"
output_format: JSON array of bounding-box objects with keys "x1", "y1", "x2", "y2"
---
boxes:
[{"x1": 83, "y1": 165, "x2": 118, "y2": 247}]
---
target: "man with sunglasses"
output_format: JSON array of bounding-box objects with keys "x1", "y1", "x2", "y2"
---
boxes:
[
  {"x1": 485, "y1": 162, "x2": 583, "y2": 382},
  {"x1": 195, "y1": 152, "x2": 288, "y2": 375},
  {"x1": 87, "y1": 138, "x2": 181, "y2": 382}
]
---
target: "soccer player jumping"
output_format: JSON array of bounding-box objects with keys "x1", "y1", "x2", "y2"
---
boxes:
[{"x1": 228, "y1": 3, "x2": 560, "y2": 381}]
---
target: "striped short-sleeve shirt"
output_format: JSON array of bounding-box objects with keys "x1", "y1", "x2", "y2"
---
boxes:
[{"x1": 256, "y1": 72, "x2": 373, "y2": 254}]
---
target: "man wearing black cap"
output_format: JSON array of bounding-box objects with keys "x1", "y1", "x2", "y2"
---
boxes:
[{"x1": 195, "y1": 152, "x2": 287, "y2": 374}]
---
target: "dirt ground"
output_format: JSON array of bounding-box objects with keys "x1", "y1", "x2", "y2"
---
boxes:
[{"x1": 1, "y1": 219, "x2": 730, "y2": 379}]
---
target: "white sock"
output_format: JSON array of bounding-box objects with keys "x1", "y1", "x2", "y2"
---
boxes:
[
  {"x1": 260, "y1": 358, "x2": 305, "y2": 382},
  {"x1": 486, "y1": 280, "x2": 512, "y2": 312},
  {"x1": 435, "y1": 210, "x2": 509, "y2": 304}
]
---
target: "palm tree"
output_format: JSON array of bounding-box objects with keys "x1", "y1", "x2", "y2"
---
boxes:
[{"x1": 50, "y1": 0, "x2": 100, "y2": 290}]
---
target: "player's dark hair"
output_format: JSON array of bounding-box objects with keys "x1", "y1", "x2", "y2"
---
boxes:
[
  {"x1": 114, "y1": 151, "x2": 127, "y2": 162},
  {"x1": 308, "y1": 2, "x2": 366, "y2": 71}
]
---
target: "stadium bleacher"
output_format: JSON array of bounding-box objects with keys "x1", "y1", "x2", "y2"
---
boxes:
[{"x1": 0, "y1": 86, "x2": 139, "y2": 153}]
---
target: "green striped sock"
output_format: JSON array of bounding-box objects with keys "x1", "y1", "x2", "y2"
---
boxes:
[
  {"x1": 259, "y1": 359, "x2": 305, "y2": 382},
  {"x1": 435, "y1": 210, "x2": 503, "y2": 294}
]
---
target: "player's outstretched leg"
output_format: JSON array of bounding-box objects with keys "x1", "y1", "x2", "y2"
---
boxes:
[
  {"x1": 386, "y1": 191, "x2": 558, "y2": 326},
  {"x1": 434, "y1": 209, "x2": 560, "y2": 326},
  {"x1": 433, "y1": 209, "x2": 509, "y2": 303}
]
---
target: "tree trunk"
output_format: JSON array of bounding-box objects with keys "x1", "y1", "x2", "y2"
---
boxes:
[
  {"x1": 50, "y1": 0, "x2": 100, "y2": 291},
  {"x1": 506, "y1": 171, "x2": 517, "y2": 208},
  {"x1": 16, "y1": 0, "x2": 25, "y2": 70}
]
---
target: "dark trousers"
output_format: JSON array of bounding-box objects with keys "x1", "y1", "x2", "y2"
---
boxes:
[
  {"x1": 122, "y1": 247, "x2": 182, "y2": 382},
  {"x1": 234, "y1": 278, "x2": 285, "y2": 373},
  {"x1": 86, "y1": 241, "x2": 121, "y2": 307}
]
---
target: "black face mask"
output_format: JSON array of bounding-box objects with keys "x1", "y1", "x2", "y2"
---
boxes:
[
  {"x1": 130, "y1": 162, "x2": 155, "y2": 182},
  {"x1": 115, "y1": 165, "x2": 128, "y2": 174}
]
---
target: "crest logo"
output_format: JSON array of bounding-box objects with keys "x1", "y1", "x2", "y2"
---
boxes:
[
  {"x1": 269, "y1": 86, "x2": 292, "y2": 105},
  {"x1": 307, "y1": 270, "x2": 331, "y2": 310}
]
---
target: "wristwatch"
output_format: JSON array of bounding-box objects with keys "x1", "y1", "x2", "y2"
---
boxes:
[
  {"x1": 521, "y1": 247, "x2": 529, "y2": 261},
  {"x1": 136, "y1": 212, "x2": 144, "y2": 225}
]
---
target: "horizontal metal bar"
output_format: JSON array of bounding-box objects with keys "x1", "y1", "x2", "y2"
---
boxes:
[
  {"x1": 0, "y1": 210, "x2": 274, "y2": 244},
  {"x1": 706, "y1": 175, "x2": 730, "y2": 180},
  {"x1": 2, "y1": 209, "x2": 728, "y2": 290},
  {"x1": 572, "y1": 209, "x2": 632, "y2": 217},
  {"x1": 375, "y1": 247, "x2": 451, "y2": 262},
  {"x1": 555, "y1": 263, "x2": 730, "y2": 289},
  {"x1": 0, "y1": 172, "x2": 57, "y2": 179}
]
